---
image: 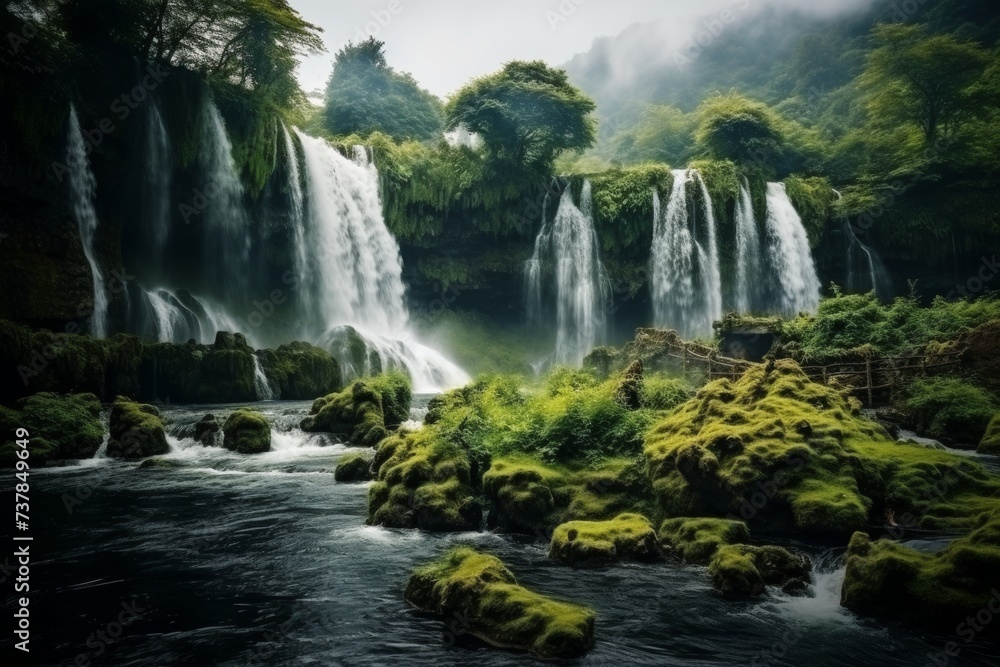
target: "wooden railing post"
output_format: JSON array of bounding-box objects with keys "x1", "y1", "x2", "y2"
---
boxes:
[{"x1": 866, "y1": 358, "x2": 874, "y2": 407}]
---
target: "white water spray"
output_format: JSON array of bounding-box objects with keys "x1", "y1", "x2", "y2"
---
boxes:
[
  {"x1": 764, "y1": 183, "x2": 821, "y2": 317},
  {"x1": 253, "y1": 354, "x2": 276, "y2": 400},
  {"x1": 734, "y1": 176, "x2": 763, "y2": 313}
]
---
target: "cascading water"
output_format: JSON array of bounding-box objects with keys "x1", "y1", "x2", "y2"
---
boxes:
[
  {"x1": 764, "y1": 182, "x2": 821, "y2": 316},
  {"x1": 141, "y1": 288, "x2": 246, "y2": 345},
  {"x1": 734, "y1": 176, "x2": 764, "y2": 313},
  {"x1": 524, "y1": 181, "x2": 610, "y2": 367},
  {"x1": 67, "y1": 105, "x2": 109, "y2": 338},
  {"x1": 145, "y1": 102, "x2": 171, "y2": 263},
  {"x1": 200, "y1": 101, "x2": 251, "y2": 306},
  {"x1": 281, "y1": 124, "x2": 310, "y2": 311},
  {"x1": 294, "y1": 131, "x2": 468, "y2": 392},
  {"x1": 833, "y1": 191, "x2": 893, "y2": 301},
  {"x1": 650, "y1": 169, "x2": 722, "y2": 339},
  {"x1": 253, "y1": 354, "x2": 276, "y2": 400}
]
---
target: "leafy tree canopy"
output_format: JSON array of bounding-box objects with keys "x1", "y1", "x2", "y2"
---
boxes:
[
  {"x1": 324, "y1": 37, "x2": 444, "y2": 142},
  {"x1": 445, "y1": 60, "x2": 597, "y2": 179}
]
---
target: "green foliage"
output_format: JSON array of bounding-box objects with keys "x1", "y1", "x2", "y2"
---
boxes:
[
  {"x1": 222, "y1": 408, "x2": 271, "y2": 454},
  {"x1": 640, "y1": 375, "x2": 693, "y2": 412},
  {"x1": 979, "y1": 414, "x2": 1000, "y2": 455},
  {"x1": 904, "y1": 377, "x2": 996, "y2": 444},
  {"x1": 0, "y1": 393, "x2": 104, "y2": 466},
  {"x1": 446, "y1": 60, "x2": 597, "y2": 180},
  {"x1": 694, "y1": 93, "x2": 785, "y2": 167},
  {"x1": 842, "y1": 519, "x2": 1000, "y2": 639},
  {"x1": 609, "y1": 104, "x2": 697, "y2": 166},
  {"x1": 324, "y1": 38, "x2": 444, "y2": 141},
  {"x1": 784, "y1": 175, "x2": 834, "y2": 246},
  {"x1": 405, "y1": 547, "x2": 596, "y2": 659},
  {"x1": 548, "y1": 513, "x2": 660, "y2": 566},
  {"x1": 587, "y1": 165, "x2": 672, "y2": 254}
]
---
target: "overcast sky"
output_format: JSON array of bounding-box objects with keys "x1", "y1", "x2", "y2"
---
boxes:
[{"x1": 289, "y1": 0, "x2": 876, "y2": 99}]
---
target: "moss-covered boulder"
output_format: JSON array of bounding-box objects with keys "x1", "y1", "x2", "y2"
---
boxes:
[
  {"x1": 405, "y1": 547, "x2": 596, "y2": 659},
  {"x1": 193, "y1": 414, "x2": 221, "y2": 447},
  {"x1": 367, "y1": 430, "x2": 481, "y2": 531},
  {"x1": 257, "y1": 342, "x2": 341, "y2": 400},
  {"x1": 978, "y1": 414, "x2": 1000, "y2": 454},
  {"x1": 482, "y1": 456, "x2": 653, "y2": 536},
  {"x1": 301, "y1": 371, "x2": 411, "y2": 447},
  {"x1": 0, "y1": 393, "x2": 104, "y2": 465},
  {"x1": 842, "y1": 517, "x2": 1000, "y2": 639},
  {"x1": 902, "y1": 377, "x2": 996, "y2": 446},
  {"x1": 334, "y1": 453, "x2": 374, "y2": 482},
  {"x1": 708, "y1": 545, "x2": 812, "y2": 597},
  {"x1": 549, "y1": 513, "x2": 660, "y2": 566},
  {"x1": 645, "y1": 359, "x2": 1000, "y2": 535},
  {"x1": 107, "y1": 398, "x2": 169, "y2": 459},
  {"x1": 222, "y1": 409, "x2": 271, "y2": 454},
  {"x1": 658, "y1": 517, "x2": 751, "y2": 564},
  {"x1": 140, "y1": 332, "x2": 257, "y2": 403}
]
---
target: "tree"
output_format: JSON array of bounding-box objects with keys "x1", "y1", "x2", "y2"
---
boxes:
[
  {"x1": 445, "y1": 60, "x2": 596, "y2": 179},
  {"x1": 324, "y1": 38, "x2": 444, "y2": 141},
  {"x1": 859, "y1": 23, "x2": 992, "y2": 145},
  {"x1": 694, "y1": 93, "x2": 785, "y2": 166}
]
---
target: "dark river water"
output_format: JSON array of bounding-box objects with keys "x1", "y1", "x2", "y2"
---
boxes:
[{"x1": 5, "y1": 399, "x2": 1000, "y2": 666}]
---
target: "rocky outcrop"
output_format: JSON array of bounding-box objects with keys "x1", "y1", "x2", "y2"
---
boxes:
[
  {"x1": 548, "y1": 514, "x2": 660, "y2": 566},
  {"x1": 222, "y1": 409, "x2": 271, "y2": 454},
  {"x1": 107, "y1": 398, "x2": 169, "y2": 459},
  {"x1": 708, "y1": 545, "x2": 812, "y2": 597},
  {"x1": 301, "y1": 372, "x2": 411, "y2": 447},
  {"x1": 0, "y1": 393, "x2": 104, "y2": 466},
  {"x1": 334, "y1": 453, "x2": 374, "y2": 482}
]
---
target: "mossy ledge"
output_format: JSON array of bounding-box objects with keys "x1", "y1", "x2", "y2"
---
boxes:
[
  {"x1": 549, "y1": 513, "x2": 661, "y2": 567},
  {"x1": 658, "y1": 517, "x2": 751, "y2": 564},
  {"x1": 405, "y1": 547, "x2": 596, "y2": 659},
  {"x1": 368, "y1": 429, "x2": 482, "y2": 531},
  {"x1": 842, "y1": 517, "x2": 1000, "y2": 640},
  {"x1": 301, "y1": 371, "x2": 412, "y2": 447},
  {"x1": 334, "y1": 453, "x2": 375, "y2": 483},
  {"x1": 0, "y1": 393, "x2": 104, "y2": 466},
  {"x1": 644, "y1": 359, "x2": 1000, "y2": 535},
  {"x1": 708, "y1": 544, "x2": 812, "y2": 597}
]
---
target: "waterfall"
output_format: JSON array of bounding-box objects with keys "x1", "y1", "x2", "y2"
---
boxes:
[
  {"x1": 253, "y1": 354, "x2": 276, "y2": 401},
  {"x1": 650, "y1": 169, "x2": 722, "y2": 339},
  {"x1": 200, "y1": 101, "x2": 251, "y2": 305},
  {"x1": 764, "y1": 183, "x2": 821, "y2": 317},
  {"x1": 734, "y1": 176, "x2": 763, "y2": 313},
  {"x1": 141, "y1": 288, "x2": 246, "y2": 345},
  {"x1": 67, "y1": 105, "x2": 109, "y2": 338},
  {"x1": 146, "y1": 102, "x2": 171, "y2": 262},
  {"x1": 524, "y1": 181, "x2": 610, "y2": 367},
  {"x1": 281, "y1": 124, "x2": 309, "y2": 311},
  {"x1": 834, "y1": 192, "x2": 893, "y2": 301},
  {"x1": 294, "y1": 131, "x2": 469, "y2": 392}
]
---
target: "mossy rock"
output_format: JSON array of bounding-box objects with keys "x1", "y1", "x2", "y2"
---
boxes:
[
  {"x1": 194, "y1": 414, "x2": 222, "y2": 447},
  {"x1": 977, "y1": 414, "x2": 1000, "y2": 455},
  {"x1": 302, "y1": 371, "x2": 412, "y2": 447},
  {"x1": 645, "y1": 359, "x2": 1000, "y2": 535},
  {"x1": 902, "y1": 377, "x2": 996, "y2": 446},
  {"x1": 405, "y1": 547, "x2": 596, "y2": 659},
  {"x1": 140, "y1": 333, "x2": 256, "y2": 403},
  {"x1": 842, "y1": 517, "x2": 1000, "y2": 640},
  {"x1": 482, "y1": 456, "x2": 653, "y2": 536},
  {"x1": 0, "y1": 393, "x2": 104, "y2": 466},
  {"x1": 107, "y1": 398, "x2": 169, "y2": 460},
  {"x1": 658, "y1": 517, "x2": 751, "y2": 564},
  {"x1": 257, "y1": 342, "x2": 341, "y2": 400},
  {"x1": 708, "y1": 544, "x2": 812, "y2": 597},
  {"x1": 368, "y1": 429, "x2": 481, "y2": 531},
  {"x1": 549, "y1": 513, "x2": 660, "y2": 567},
  {"x1": 335, "y1": 453, "x2": 374, "y2": 483},
  {"x1": 222, "y1": 409, "x2": 271, "y2": 454}
]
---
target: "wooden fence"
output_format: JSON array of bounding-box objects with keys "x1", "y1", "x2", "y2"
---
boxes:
[{"x1": 652, "y1": 339, "x2": 964, "y2": 406}]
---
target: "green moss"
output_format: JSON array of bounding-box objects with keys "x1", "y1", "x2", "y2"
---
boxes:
[
  {"x1": 980, "y1": 414, "x2": 1000, "y2": 454},
  {"x1": 222, "y1": 409, "x2": 271, "y2": 454},
  {"x1": 257, "y1": 342, "x2": 341, "y2": 400},
  {"x1": 107, "y1": 398, "x2": 169, "y2": 460},
  {"x1": 658, "y1": 517, "x2": 751, "y2": 564},
  {"x1": 586, "y1": 164, "x2": 673, "y2": 255},
  {"x1": 549, "y1": 513, "x2": 660, "y2": 566},
  {"x1": 708, "y1": 544, "x2": 811, "y2": 597},
  {"x1": 904, "y1": 377, "x2": 996, "y2": 445},
  {"x1": 0, "y1": 393, "x2": 104, "y2": 466},
  {"x1": 334, "y1": 453, "x2": 374, "y2": 483},
  {"x1": 367, "y1": 429, "x2": 481, "y2": 531},
  {"x1": 405, "y1": 547, "x2": 596, "y2": 659},
  {"x1": 141, "y1": 333, "x2": 258, "y2": 404},
  {"x1": 645, "y1": 359, "x2": 1000, "y2": 535},
  {"x1": 302, "y1": 372, "x2": 411, "y2": 446},
  {"x1": 842, "y1": 517, "x2": 1000, "y2": 639}
]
